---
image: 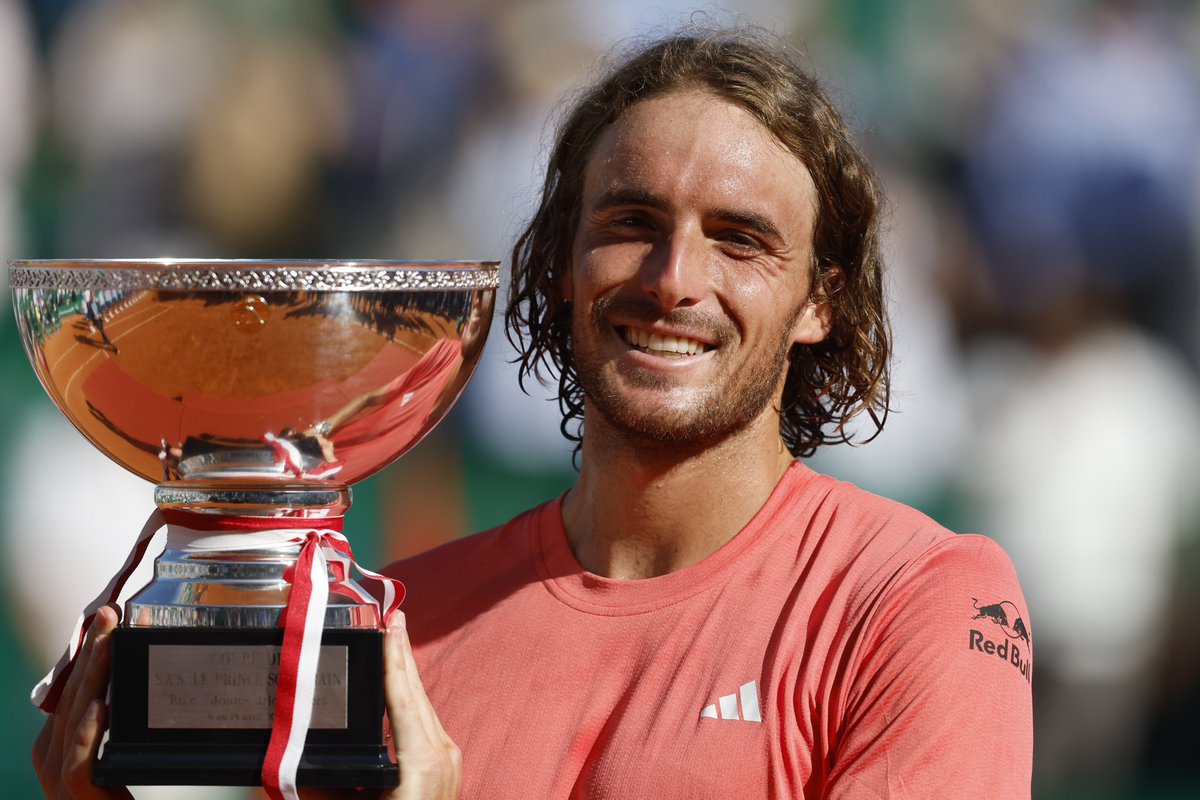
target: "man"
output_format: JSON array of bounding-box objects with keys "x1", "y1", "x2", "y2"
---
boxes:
[
  {"x1": 35, "y1": 29, "x2": 1031, "y2": 800},
  {"x1": 389, "y1": 30, "x2": 1032, "y2": 798}
]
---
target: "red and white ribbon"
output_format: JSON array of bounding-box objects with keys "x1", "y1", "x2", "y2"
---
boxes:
[
  {"x1": 31, "y1": 509, "x2": 167, "y2": 713},
  {"x1": 32, "y1": 508, "x2": 404, "y2": 800},
  {"x1": 262, "y1": 528, "x2": 330, "y2": 800}
]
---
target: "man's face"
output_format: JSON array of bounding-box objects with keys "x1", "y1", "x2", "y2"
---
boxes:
[{"x1": 567, "y1": 88, "x2": 830, "y2": 449}]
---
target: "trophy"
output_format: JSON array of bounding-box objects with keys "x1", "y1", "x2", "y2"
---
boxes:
[{"x1": 9, "y1": 259, "x2": 497, "y2": 793}]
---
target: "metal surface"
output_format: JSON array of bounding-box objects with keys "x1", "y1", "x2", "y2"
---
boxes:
[
  {"x1": 126, "y1": 540, "x2": 382, "y2": 628},
  {"x1": 153, "y1": 483, "x2": 351, "y2": 515},
  {"x1": 9, "y1": 259, "x2": 498, "y2": 293},
  {"x1": 10, "y1": 259, "x2": 498, "y2": 486}
]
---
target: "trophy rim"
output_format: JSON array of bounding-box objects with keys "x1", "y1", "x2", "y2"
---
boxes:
[{"x1": 8, "y1": 258, "x2": 501, "y2": 292}]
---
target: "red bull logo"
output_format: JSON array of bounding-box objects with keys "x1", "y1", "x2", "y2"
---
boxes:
[
  {"x1": 968, "y1": 598, "x2": 1032, "y2": 683},
  {"x1": 971, "y1": 598, "x2": 1030, "y2": 644}
]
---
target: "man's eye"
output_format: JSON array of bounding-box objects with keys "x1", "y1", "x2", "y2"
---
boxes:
[
  {"x1": 721, "y1": 232, "x2": 764, "y2": 252},
  {"x1": 603, "y1": 214, "x2": 655, "y2": 238}
]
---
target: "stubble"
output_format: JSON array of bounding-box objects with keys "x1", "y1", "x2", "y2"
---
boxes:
[{"x1": 572, "y1": 294, "x2": 801, "y2": 450}]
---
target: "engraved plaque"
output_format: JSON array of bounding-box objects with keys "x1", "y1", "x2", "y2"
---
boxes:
[{"x1": 147, "y1": 645, "x2": 348, "y2": 729}]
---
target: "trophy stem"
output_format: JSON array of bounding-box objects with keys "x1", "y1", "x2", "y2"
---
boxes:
[
  {"x1": 123, "y1": 484, "x2": 381, "y2": 629},
  {"x1": 153, "y1": 482, "x2": 352, "y2": 518}
]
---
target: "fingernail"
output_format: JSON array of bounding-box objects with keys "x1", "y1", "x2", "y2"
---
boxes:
[
  {"x1": 84, "y1": 700, "x2": 101, "y2": 722},
  {"x1": 386, "y1": 610, "x2": 406, "y2": 630}
]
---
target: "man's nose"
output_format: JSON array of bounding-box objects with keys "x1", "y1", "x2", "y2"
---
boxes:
[{"x1": 639, "y1": 229, "x2": 707, "y2": 310}]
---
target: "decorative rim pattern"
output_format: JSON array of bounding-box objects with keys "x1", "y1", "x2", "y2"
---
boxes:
[{"x1": 8, "y1": 260, "x2": 500, "y2": 292}]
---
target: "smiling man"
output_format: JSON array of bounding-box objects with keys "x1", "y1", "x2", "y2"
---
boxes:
[
  {"x1": 35, "y1": 29, "x2": 1032, "y2": 800},
  {"x1": 388, "y1": 30, "x2": 1033, "y2": 799}
]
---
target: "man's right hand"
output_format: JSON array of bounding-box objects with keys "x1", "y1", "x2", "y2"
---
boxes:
[{"x1": 31, "y1": 604, "x2": 132, "y2": 799}]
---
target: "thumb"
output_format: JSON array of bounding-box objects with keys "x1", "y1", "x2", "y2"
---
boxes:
[{"x1": 382, "y1": 613, "x2": 461, "y2": 800}]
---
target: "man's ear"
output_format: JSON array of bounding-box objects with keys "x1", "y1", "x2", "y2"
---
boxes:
[
  {"x1": 791, "y1": 299, "x2": 832, "y2": 345},
  {"x1": 791, "y1": 265, "x2": 839, "y2": 345}
]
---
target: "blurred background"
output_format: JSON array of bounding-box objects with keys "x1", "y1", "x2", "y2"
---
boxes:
[{"x1": 1, "y1": 0, "x2": 1198, "y2": 798}]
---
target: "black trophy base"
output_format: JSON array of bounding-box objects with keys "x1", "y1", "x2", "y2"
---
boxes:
[{"x1": 93, "y1": 626, "x2": 398, "y2": 789}]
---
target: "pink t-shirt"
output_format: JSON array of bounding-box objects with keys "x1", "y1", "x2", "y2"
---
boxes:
[{"x1": 386, "y1": 461, "x2": 1033, "y2": 798}]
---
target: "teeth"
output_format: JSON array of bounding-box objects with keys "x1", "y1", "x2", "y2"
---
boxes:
[{"x1": 623, "y1": 327, "x2": 709, "y2": 357}]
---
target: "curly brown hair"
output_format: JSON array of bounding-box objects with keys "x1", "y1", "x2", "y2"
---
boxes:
[{"x1": 506, "y1": 29, "x2": 890, "y2": 457}]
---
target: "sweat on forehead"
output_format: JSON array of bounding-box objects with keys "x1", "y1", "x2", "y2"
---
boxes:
[{"x1": 601, "y1": 87, "x2": 804, "y2": 159}]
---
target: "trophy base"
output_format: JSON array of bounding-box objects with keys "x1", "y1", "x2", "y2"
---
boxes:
[
  {"x1": 94, "y1": 626, "x2": 398, "y2": 788},
  {"x1": 94, "y1": 744, "x2": 397, "y2": 787}
]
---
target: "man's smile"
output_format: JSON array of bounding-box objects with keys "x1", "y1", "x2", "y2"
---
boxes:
[{"x1": 619, "y1": 325, "x2": 715, "y2": 359}]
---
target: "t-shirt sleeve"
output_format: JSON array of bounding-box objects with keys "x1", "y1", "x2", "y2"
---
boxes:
[{"x1": 824, "y1": 534, "x2": 1033, "y2": 799}]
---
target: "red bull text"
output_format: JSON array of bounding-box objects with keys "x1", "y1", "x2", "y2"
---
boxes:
[{"x1": 969, "y1": 629, "x2": 1031, "y2": 683}]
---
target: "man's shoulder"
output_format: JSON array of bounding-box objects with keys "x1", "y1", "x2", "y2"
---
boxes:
[
  {"x1": 793, "y1": 464, "x2": 957, "y2": 560},
  {"x1": 823, "y1": 473, "x2": 1014, "y2": 572},
  {"x1": 790, "y1": 465, "x2": 1021, "y2": 622}
]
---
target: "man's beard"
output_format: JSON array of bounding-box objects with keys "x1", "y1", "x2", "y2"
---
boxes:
[{"x1": 572, "y1": 295, "x2": 799, "y2": 451}]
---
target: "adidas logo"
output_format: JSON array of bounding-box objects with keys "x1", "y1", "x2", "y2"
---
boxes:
[{"x1": 699, "y1": 680, "x2": 762, "y2": 723}]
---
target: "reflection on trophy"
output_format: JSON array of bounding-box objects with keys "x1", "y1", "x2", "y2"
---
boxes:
[{"x1": 9, "y1": 259, "x2": 497, "y2": 794}]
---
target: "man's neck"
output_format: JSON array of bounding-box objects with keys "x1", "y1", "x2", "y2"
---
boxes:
[{"x1": 561, "y1": 415, "x2": 795, "y2": 580}]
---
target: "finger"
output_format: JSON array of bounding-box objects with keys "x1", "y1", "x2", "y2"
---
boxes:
[
  {"x1": 382, "y1": 614, "x2": 461, "y2": 799},
  {"x1": 62, "y1": 700, "x2": 106, "y2": 798},
  {"x1": 60, "y1": 607, "x2": 119, "y2": 768},
  {"x1": 382, "y1": 614, "x2": 424, "y2": 747},
  {"x1": 43, "y1": 642, "x2": 108, "y2": 791},
  {"x1": 396, "y1": 619, "x2": 455, "y2": 751},
  {"x1": 62, "y1": 700, "x2": 132, "y2": 800},
  {"x1": 32, "y1": 717, "x2": 52, "y2": 792},
  {"x1": 387, "y1": 614, "x2": 460, "y2": 766},
  {"x1": 45, "y1": 605, "x2": 119, "y2": 781},
  {"x1": 384, "y1": 614, "x2": 442, "y2": 748}
]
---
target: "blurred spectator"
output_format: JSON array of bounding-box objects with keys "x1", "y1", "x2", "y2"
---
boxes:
[
  {"x1": 48, "y1": 0, "x2": 226, "y2": 255},
  {"x1": 0, "y1": 0, "x2": 34, "y2": 272},
  {"x1": 0, "y1": 3, "x2": 38, "y2": 793},
  {"x1": 417, "y1": 0, "x2": 605, "y2": 474},
  {"x1": 962, "y1": 327, "x2": 1200, "y2": 790},
  {"x1": 963, "y1": 0, "x2": 1200, "y2": 366},
  {"x1": 956, "y1": 0, "x2": 1200, "y2": 792},
  {"x1": 183, "y1": 37, "x2": 346, "y2": 256},
  {"x1": 329, "y1": 0, "x2": 501, "y2": 254}
]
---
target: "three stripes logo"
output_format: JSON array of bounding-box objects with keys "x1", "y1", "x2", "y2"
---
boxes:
[{"x1": 699, "y1": 680, "x2": 762, "y2": 723}]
